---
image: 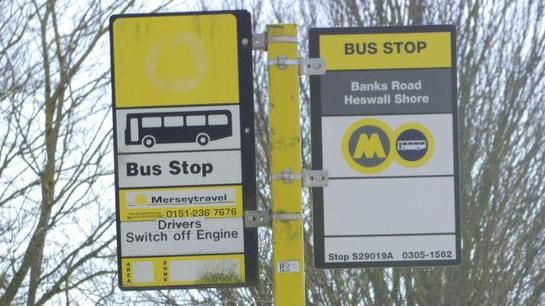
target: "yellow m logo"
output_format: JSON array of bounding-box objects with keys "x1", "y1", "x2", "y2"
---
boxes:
[{"x1": 352, "y1": 133, "x2": 386, "y2": 159}]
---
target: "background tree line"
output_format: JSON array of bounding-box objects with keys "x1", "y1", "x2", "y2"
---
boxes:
[{"x1": 0, "y1": 0, "x2": 543, "y2": 305}]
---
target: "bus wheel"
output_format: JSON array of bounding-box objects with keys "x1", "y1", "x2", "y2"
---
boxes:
[
  {"x1": 142, "y1": 135, "x2": 156, "y2": 148},
  {"x1": 196, "y1": 133, "x2": 210, "y2": 146}
]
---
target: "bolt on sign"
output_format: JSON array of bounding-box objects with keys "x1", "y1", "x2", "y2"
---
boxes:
[
  {"x1": 109, "y1": 11, "x2": 257, "y2": 289},
  {"x1": 309, "y1": 26, "x2": 460, "y2": 268}
]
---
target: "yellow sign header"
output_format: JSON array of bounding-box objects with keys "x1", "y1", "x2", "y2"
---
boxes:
[
  {"x1": 118, "y1": 185, "x2": 243, "y2": 222},
  {"x1": 320, "y1": 32, "x2": 452, "y2": 70},
  {"x1": 112, "y1": 14, "x2": 239, "y2": 107}
]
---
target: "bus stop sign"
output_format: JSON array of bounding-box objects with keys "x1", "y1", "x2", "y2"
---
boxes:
[
  {"x1": 110, "y1": 11, "x2": 257, "y2": 289},
  {"x1": 309, "y1": 26, "x2": 460, "y2": 268}
]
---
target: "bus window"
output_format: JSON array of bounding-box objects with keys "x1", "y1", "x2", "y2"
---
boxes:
[
  {"x1": 186, "y1": 115, "x2": 206, "y2": 126},
  {"x1": 142, "y1": 117, "x2": 161, "y2": 128},
  {"x1": 208, "y1": 114, "x2": 229, "y2": 125},
  {"x1": 164, "y1": 116, "x2": 184, "y2": 127},
  {"x1": 129, "y1": 118, "x2": 139, "y2": 142}
]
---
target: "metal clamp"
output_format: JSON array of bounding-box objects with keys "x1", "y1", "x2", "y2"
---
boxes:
[
  {"x1": 268, "y1": 35, "x2": 298, "y2": 44},
  {"x1": 302, "y1": 170, "x2": 329, "y2": 187},
  {"x1": 245, "y1": 210, "x2": 271, "y2": 228},
  {"x1": 272, "y1": 213, "x2": 302, "y2": 221},
  {"x1": 299, "y1": 58, "x2": 326, "y2": 75},
  {"x1": 253, "y1": 32, "x2": 298, "y2": 51},
  {"x1": 252, "y1": 32, "x2": 267, "y2": 50},
  {"x1": 271, "y1": 169, "x2": 329, "y2": 187},
  {"x1": 269, "y1": 55, "x2": 299, "y2": 70},
  {"x1": 269, "y1": 57, "x2": 326, "y2": 74},
  {"x1": 245, "y1": 210, "x2": 302, "y2": 228},
  {"x1": 271, "y1": 168, "x2": 302, "y2": 183}
]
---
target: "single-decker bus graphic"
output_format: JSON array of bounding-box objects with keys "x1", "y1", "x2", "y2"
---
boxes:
[{"x1": 125, "y1": 110, "x2": 232, "y2": 148}]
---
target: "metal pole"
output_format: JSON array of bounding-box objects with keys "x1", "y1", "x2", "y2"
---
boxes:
[{"x1": 267, "y1": 24, "x2": 305, "y2": 306}]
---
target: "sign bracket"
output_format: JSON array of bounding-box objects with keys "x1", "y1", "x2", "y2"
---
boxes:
[
  {"x1": 302, "y1": 170, "x2": 329, "y2": 187},
  {"x1": 256, "y1": 31, "x2": 325, "y2": 75},
  {"x1": 299, "y1": 58, "x2": 326, "y2": 75},
  {"x1": 271, "y1": 169, "x2": 329, "y2": 187},
  {"x1": 245, "y1": 210, "x2": 272, "y2": 228},
  {"x1": 245, "y1": 210, "x2": 303, "y2": 228},
  {"x1": 267, "y1": 56, "x2": 325, "y2": 75},
  {"x1": 252, "y1": 32, "x2": 267, "y2": 50}
]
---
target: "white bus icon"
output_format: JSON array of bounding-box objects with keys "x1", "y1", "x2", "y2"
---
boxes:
[{"x1": 397, "y1": 140, "x2": 427, "y2": 151}]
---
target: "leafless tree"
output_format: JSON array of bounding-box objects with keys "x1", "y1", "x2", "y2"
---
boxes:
[
  {"x1": 3, "y1": 0, "x2": 543, "y2": 305},
  {"x1": 145, "y1": 1, "x2": 545, "y2": 305},
  {"x1": 299, "y1": 1, "x2": 545, "y2": 305},
  {"x1": 0, "y1": 1, "x2": 174, "y2": 305}
]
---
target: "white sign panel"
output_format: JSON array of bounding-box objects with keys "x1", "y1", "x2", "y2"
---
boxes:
[
  {"x1": 310, "y1": 26, "x2": 460, "y2": 268},
  {"x1": 121, "y1": 218, "x2": 244, "y2": 257},
  {"x1": 117, "y1": 151, "x2": 242, "y2": 188}
]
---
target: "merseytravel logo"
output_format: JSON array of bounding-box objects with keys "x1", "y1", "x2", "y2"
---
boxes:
[
  {"x1": 342, "y1": 119, "x2": 395, "y2": 174},
  {"x1": 342, "y1": 119, "x2": 434, "y2": 174},
  {"x1": 134, "y1": 193, "x2": 149, "y2": 207},
  {"x1": 125, "y1": 189, "x2": 237, "y2": 208}
]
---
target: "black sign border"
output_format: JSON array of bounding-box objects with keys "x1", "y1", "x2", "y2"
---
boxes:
[
  {"x1": 109, "y1": 10, "x2": 258, "y2": 290},
  {"x1": 309, "y1": 25, "x2": 461, "y2": 269}
]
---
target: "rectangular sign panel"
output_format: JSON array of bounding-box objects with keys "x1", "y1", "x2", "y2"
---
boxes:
[
  {"x1": 310, "y1": 26, "x2": 460, "y2": 268},
  {"x1": 110, "y1": 10, "x2": 257, "y2": 289}
]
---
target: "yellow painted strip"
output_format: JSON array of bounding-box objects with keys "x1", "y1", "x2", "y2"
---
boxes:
[
  {"x1": 121, "y1": 254, "x2": 245, "y2": 287},
  {"x1": 112, "y1": 14, "x2": 239, "y2": 107},
  {"x1": 118, "y1": 185, "x2": 243, "y2": 221},
  {"x1": 320, "y1": 32, "x2": 451, "y2": 70},
  {"x1": 267, "y1": 24, "x2": 305, "y2": 306}
]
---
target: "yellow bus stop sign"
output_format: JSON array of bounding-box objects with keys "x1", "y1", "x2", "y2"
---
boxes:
[{"x1": 110, "y1": 11, "x2": 257, "y2": 290}]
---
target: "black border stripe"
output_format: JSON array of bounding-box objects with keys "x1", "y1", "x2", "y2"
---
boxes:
[
  {"x1": 117, "y1": 148, "x2": 241, "y2": 155},
  {"x1": 326, "y1": 66, "x2": 452, "y2": 72},
  {"x1": 320, "y1": 112, "x2": 455, "y2": 117},
  {"x1": 115, "y1": 102, "x2": 240, "y2": 110},
  {"x1": 325, "y1": 232, "x2": 456, "y2": 238},
  {"x1": 118, "y1": 183, "x2": 242, "y2": 190},
  {"x1": 311, "y1": 24, "x2": 455, "y2": 34},
  {"x1": 118, "y1": 183, "x2": 241, "y2": 191},
  {"x1": 122, "y1": 252, "x2": 245, "y2": 259},
  {"x1": 451, "y1": 25, "x2": 462, "y2": 270},
  {"x1": 321, "y1": 260, "x2": 459, "y2": 269},
  {"x1": 329, "y1": 174, "x2": 454, "y2": 180}
]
